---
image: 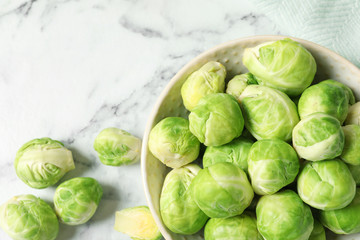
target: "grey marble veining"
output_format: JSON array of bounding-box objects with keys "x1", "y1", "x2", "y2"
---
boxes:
[{"x1": 0, "y1": 0, "x2": 279, "y2": 239}]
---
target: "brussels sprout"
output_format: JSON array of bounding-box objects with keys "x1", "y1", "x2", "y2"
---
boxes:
[
  {"x1": 309, "y1": 219, "x2": 326, "y2": 240},
  {"x1": 239, "y1": 85, "x2": 299, "y2": 141},
  {"x1": 204, "y1": 212, "x2": 263, "y2": 240},
  {"x1": 292, "y1": 113, "x2": 344, "y2": 161},
  {"x1": 148, "y1": 117, "x2": 200, "y2": 168},
  {"x1": 256, "y1": 190, "x2": 314, "y2": 240},
  {"x1": 243, "y1": 38, "x2": 316, "y2": 96},
  {"x1": 14, "y1": 137, "x2": 75, "y2": 189},
  {"x1": 340, "y1": 125, "x2": 360, "y2": 165},
  {"x1": 298, "y1": 81, "x2": 349, "y2": 123},
  {"x1": 93, "y1": 127, "x2": 141, "y2": 166},
  {"x1": 320, "y1": 188, "x2": 360, "y2": 234},
  {"x1": 345, "y1": 102, "x2": 360, "y2": 125},
  {"x1": 202, "y1": 137, "x2": 253, "y2": 173},
  {"x1": 348, "y1": 164, "x2": 360, "y2": 185},
  {"x1": 321, "y1": 79, "x2": 355, "y2": 105},
  {"x1": 114, "y1": 206, "x2": 162, "y2": 240},
  {"x1": 54, "y1": 177, "x2": 103, "y2": 225},
  {"x1": 189, "y1": 93, "x2": 244, "y2": 146},
  {"x1": 0, "y1": 194, "x2": 58, "y2": 240},
  {"x1": 248, "y1": 139, "x2": 299, "y2": 195},
  {"x1": 160, "y1": 164, "x2": 208, "y2": 234},
  {"x1": 297, "y1": 159, "x2": 356, "y2": 210},
  {"x1": 191, "y1": 162, "x2": 253, "y2": 218},
  {"x1": 181, "y1": 61, "x2": 226, "y2": 111},
  {"x1": 226, "y1": 73, "x2": 257, "y2": 100}
]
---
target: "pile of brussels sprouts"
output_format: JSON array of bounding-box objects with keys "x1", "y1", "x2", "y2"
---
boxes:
[
  {"x1": 148, "y1": 38, "x2": 360, "y2": 239},
  {"x1": 0, "y1": 127, "x2": 148, "y2": 240},
  {"x1": 0, "y1": 138, "x2": 104, "y2": 240}
]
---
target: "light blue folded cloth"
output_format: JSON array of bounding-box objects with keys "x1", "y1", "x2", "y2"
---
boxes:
[{"x1": 253, "y1": 0, "x2": 360, "y2": 68}]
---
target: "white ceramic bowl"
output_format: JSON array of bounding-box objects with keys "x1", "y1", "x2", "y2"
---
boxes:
[{"x1": 141, "y1": 35, "x2": 360, "y2": 240}]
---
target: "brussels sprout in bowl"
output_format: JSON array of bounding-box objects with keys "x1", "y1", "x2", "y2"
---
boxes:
[{"x1": 141, "y1": 35, "x2": 360, "y2": 240}]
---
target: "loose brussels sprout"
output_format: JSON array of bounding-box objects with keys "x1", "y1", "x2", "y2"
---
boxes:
[
  {"x1": 238, "y1": 85, "x2": 299, "y2": 141},
  {"x1": 256, "y1": 190, "x2": 314, "y2": 240},
  {"x1": 340, "y1": 125, "x2": 360, "y2": 165},
  {"x1": 0, "y1": 194, "x2": 58, "y2": 240},
  {"x1": 292, "y1": 113, "x2": 344, "y2": 161},
  {"x1": 148, "y1": 117, "x2": 200, "y2": 168},
  {"x1": 345, "y1": 102, "x2": 360, "y2": 125},
  {"x1": 191, "y1": 162, "x2": 253, "y2": 218},
  {"x1": 189, "y1": 93, "x2": 244, "y2": 146},
  {"x1": 202, "y1": 137, "x2": 253, "y2": 173},
  {"x1": 297, "y1": 159, "x2": 356, "y2": 210},
  {"x1": 54, "y1": 177, "x2": 103, "y2": 225},
  {"x1": 243, "y1": 38, "x2": 316, "y2": 96},
  {"x1": 320, "y1": 188, "x2": 360, "y2": 234},
  {"x1": 226, "y1": 73, "x2": 257, "y2": 100},
  {"x1": 181, "y1": 61, "x2": 226, "y2": 111},
  {"x1": 93, "y1": 127, "x2": 141, "y2": 166},
  {"x1": 14, "y1": 137, "x2": 75, "y2": 189},
  {"x1": 248, "y1": 139, "x2": 299, "y2": 195},
  {"x1": 309, "y1": 219, "x2": 326, "y2": 240},
  {"x1": 160, "y1": 164, "x2": 208, "y2": 235},
  {"x1": 321, "y1": 79, "x2": 355, "y2": 105},
  {"x1": 349, "y1": 164, "x2": 360, "y2": 185},
  {"x1": 298, "y1": 80, "x2": 349, "y2": 123},
  {"x1": 114, "y1": 206, "x2": 162, "y2": 240},
  {"x1": 204, "y1": 212, "x2": 263, "y2": 240}
]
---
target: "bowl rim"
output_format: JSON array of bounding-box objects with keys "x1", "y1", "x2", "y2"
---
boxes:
[{"x1": 140, "y1": 34, "x2": 360, "y2": 239}]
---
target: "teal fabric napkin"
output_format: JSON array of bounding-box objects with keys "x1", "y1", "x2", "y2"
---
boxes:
[{"x1": 253, "y1": 0, "x2": 360, "y2": 68}]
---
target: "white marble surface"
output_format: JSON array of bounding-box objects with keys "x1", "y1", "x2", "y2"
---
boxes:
[{"x1": 0, "y1": 0, "x2": 279, "y2": 239}]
